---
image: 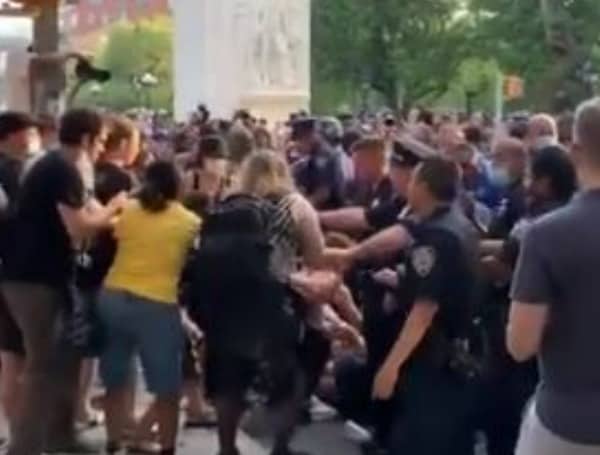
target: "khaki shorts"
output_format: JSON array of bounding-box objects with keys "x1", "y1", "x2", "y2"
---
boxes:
[{"x1": 516, "y1": 404, "x2": 600, "y2": 455}]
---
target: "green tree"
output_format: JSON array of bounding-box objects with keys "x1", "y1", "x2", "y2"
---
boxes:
[
  {"x1": 436, "y1": 58, "x2": 500, "y2": 112},
  {"x1": 468, "y1": 0, "x2": 600, "y2": 110},
  {"x1": 312, "y1": 0, "x2": 471, "y2": 112},
  {"x1": 77, "y1": 16, "x2": 173, "y2": 111}
]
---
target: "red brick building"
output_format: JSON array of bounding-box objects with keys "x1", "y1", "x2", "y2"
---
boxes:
[{"x1": 61, "y1": 0, "x2": 170, "y2": 36}]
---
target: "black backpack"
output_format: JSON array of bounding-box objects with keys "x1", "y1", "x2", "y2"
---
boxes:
[{"x1": 186, "y1": 194, "x2": 301, "y2": 359}]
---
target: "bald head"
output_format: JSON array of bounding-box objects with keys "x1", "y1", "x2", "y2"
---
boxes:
[
  {"x1": 527, "y1": 113, "x2": 558, "y2": 149},
  {"x1": 493, "y1": 137, "x2": 526, "y2": 161},
  {"x1": 574, "y1": 97, "x2": 600, "y2": 165}
]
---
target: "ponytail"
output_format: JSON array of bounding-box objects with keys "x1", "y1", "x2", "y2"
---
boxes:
[
  {"x1": 138, "y1": 161, "x2": 179, "y2": 213},
  {"x1": 138, "y1": 182, "x2": 168, "y2": 212}
]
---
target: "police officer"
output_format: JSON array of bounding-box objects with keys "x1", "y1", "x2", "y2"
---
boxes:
[
  {"x1": 291, "y1": 117, "x2": 346, "y2": 210},
  {"x1": 333, "y1": 142, "x2": 423, "y2": 452},
  {"x1": 370, "y1": 157, "x2": 479, "y2": 455},
  {"x1": 320, "y1": 141, "x2": 421, "y2": 236},
  {"x1": 343, "y1": 137, "x2": 394, "y2": 208}
]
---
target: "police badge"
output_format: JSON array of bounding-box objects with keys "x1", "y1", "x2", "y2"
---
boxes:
[{"x1": 411, "y1": 246, "x2": 436, "y2": 278}]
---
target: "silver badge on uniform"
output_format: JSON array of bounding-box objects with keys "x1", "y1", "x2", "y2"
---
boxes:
[{"x1": 411, "y1": 246, "x2": 436, "y2": 278}]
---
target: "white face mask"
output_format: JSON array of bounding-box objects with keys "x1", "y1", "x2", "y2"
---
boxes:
[{"x1": 490, "y1": 166, "x2": 511, "y2": 187}]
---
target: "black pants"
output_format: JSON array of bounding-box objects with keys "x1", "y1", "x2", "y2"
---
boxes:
[
  {"x1": 387, "y1": 366, "x2": 477, "y2": 455},
  {"x1": 297, "y1": 326, "x2": 331, "y2": 400},
  {"x1": 206, "y1": 329, "x2": 313, "y2": 455},
  {"x1": 475, "y1": 361, "x2": 537, "y2": 455},
  {"x1": 335, "y1": 354, "x2": 396, "y2": 444}
]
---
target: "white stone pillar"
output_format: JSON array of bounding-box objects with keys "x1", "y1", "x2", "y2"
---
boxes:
[
  {"x1": 173, "y1": 0, "x2": 202, "y2": 121},
  {"x1": 238, "y1": 0, "x2": 311, "y2": 123},
  {"x1": 172, "y1": 0, "x2": 311, "y2": 123}
]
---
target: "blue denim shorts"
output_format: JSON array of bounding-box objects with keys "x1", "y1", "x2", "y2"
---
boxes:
[{"x1": 98, "y1": 289, "x2": 184, "y2": 396}]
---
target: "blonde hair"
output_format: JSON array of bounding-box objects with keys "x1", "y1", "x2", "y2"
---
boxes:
[
  {"x1": 104, "y1": 114, "x2": 140, "y2": 166},
  {"x1": 238, "y1": 149, "x2": 295, "y2": 198}
]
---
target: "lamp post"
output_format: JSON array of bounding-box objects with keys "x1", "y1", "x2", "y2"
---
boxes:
[
  {"x1": 138, "y1": 72, "x2": 158, "y2": 109},
  {"x1": 89, "y1": 82, "x2": 102, "y2": 106}
]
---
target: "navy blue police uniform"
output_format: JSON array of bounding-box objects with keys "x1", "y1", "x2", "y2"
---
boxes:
[{"x1": 387, "y1": 204, "x2": 479, "y2": 455}]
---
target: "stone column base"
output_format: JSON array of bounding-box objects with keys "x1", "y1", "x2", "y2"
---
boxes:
[{"x1": 240, "y1": 90, "x2": 310, "y2": 125}]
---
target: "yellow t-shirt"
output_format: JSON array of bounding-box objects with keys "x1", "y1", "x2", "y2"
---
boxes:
[{"x1": 105, "y1": 200, "x2": 201, "y2": 304}]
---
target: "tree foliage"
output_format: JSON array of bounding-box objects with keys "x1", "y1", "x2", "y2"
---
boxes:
[
  {"x1": 313, "y1": 0, "x2": 600, "y2": 113},
  {"x1": 468, "y1": 0, "x2": 600, "y2": 110},
  {"x1": 77, "y1": 16, "x2": 173, "y2": 111},
  {"x1": 312, "y1": 0, "x2": 471, "y2": 111}
]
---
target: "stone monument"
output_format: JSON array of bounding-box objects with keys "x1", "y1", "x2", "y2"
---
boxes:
[{"x1": 172, "y1": 0, "x2": 310, "y2": 122}]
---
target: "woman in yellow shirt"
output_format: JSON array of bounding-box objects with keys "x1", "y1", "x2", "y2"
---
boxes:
[{"x1": 98, "y1": 161, "x2": 200, "y2": 455}]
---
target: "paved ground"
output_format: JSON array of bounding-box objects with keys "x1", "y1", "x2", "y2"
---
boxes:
[
  {"x1": 0, "y1": 402, "x2": 360, "y2": 455},
  {"x1": 163, "y1": 421, "x2": 358, "y2": 455}
]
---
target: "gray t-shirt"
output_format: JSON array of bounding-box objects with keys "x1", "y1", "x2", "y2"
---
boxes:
[{"x1": 511, "y1": 190, "x2": 600, "y2": 444}]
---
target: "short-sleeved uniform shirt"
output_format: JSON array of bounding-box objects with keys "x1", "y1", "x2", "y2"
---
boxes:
[
  {"x1": 105, "y1": 200, "x2": 200, "y2": 304},
  {"x1": 292, "y1": 142, "x2": 346, "y2": 210},
  {"x1": 344, "y1": 175, "x2": 395, "y2": 210},
  {"x1": 365, "y1": 195, "x2": 407, "y2": 232},
  {"x1": 511, "y1": 190, "x2": 600, "y2": 445},
  {"x1": 3, "y1": 151, "x2": 85, "y2": 288},
  {"x1": 400, "y1": 206, "x2": 479, "y2": 367}
]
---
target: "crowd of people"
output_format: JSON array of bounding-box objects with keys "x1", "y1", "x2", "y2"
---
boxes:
[{"x1": 0, "y1": 97, "x2": 598, "y2": 455}]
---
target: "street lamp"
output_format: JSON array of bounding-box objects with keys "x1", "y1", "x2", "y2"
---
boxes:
[
  {"x1": 133, "y1": 72, "x2": 159, "y2": 108},
  {"x1": 139, "y1": 72, "x2": 158, "y2": 88},
  {"x1": 90, "y1": 83, "x2": 102, "y2": 95}
]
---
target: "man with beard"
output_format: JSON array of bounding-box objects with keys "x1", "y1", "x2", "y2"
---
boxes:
[{"x1": 478, "y1": 144, "x2": 576, "y2": 455}]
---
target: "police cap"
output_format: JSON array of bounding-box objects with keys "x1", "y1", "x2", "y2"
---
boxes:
[{"x1": 390, "y1": 140, "x2": 422, "y2": 168}]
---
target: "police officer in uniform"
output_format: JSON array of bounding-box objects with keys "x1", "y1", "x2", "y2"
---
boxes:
[
  {"x1": 369, "y1": 157, "x2": 479, "y2": 455},
  {"x1": 291, "y1": 118, "x2": 346, "y2": 210},
  {"x1": 320, "y1": 141, "x2": 421, "y2": 236},
  {"x1": 333, "y1": 143, "x2": 423, "y2": 452}
]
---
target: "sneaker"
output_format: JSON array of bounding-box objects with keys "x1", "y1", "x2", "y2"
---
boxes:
[
  {"x1": 343, "y1": 420, "x2": 372, "y2": 444},
  {"x1": 308, "y1": 396, "x2": 337, "y2": 422}
]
